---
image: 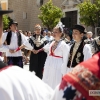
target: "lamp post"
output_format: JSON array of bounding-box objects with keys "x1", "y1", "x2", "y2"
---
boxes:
[{"x1": 0, "y1": 0, "x2": 13, "y2": 45}]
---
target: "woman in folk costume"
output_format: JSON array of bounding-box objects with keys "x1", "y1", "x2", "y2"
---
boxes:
[
  {"x1": 51, "y1": 52, "x2": 100, "y2": 100},
  {"x1": 29, "y1": 24, "x2": 48, "y2": 79},
  {"x1": 67, "y1": 25, "x2": 92, "y2": 73},
  {"x1": 35, "y1": 24, "x2": 70, "y2": 89}
]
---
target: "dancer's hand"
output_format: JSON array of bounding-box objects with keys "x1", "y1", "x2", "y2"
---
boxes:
[
  {"x1": 32, "y1": 49, "x2": 38, "y2": 54},
  {"x1": 9, "y1": 49, "x2": 16, "y2": 53}
]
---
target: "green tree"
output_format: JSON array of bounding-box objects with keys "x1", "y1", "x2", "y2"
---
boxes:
[
  {"x1": 38, "y1": 0, "x2": 63, "y2": 30},
  {"x1": 78, "y1": 0, "x2": 100, "y2": 28},
  {"x1": 3, "y1": 15, "x2": 10, "y2": 30}
]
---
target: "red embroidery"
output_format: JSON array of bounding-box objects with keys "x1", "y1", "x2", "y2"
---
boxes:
[
  {"x1": 59, "y1": 79, "x2": 67, "y2": 90},
  {"x1": 49, "y1": 45, "x2": 63, "y2": 58},
  {"x1": 0, "y1": 65, "x2": 12, "y2": 72}
]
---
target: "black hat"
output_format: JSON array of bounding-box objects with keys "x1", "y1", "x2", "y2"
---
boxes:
[
  {"x1": 0, "y1": 3, "x2": 13, "y2": 15},
  {"x1": 9, "y1": 20, "x2": 18, "y2": 26},
  {"x1": 73, "y1": 25, "x2": 86, "y2": 34},
  {"x1": 0, "y1": 10, "x2": 13, "y2": 15}
]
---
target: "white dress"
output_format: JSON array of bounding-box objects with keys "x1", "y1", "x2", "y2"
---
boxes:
[{"x1": 42, "y1": 40, "x2": 70, "y2": 89}]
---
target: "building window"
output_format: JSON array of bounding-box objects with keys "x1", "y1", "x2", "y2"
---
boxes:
[
  {"x1": 40, "y1": 0, "x2": 43, "y2": 6},
  {"x1": 23, "y1": 12, "x2": 27, "y2": 19},
  {"x1": 36, "y1": 0, "x2": 43, "y2": 6},
  {"x1": 61, "y1": 11, "x2": 77, "y2": 28}
]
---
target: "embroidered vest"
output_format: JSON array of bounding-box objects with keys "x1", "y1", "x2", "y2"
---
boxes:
[
  {"x1": 67, "y1": 41, "x2": 85, "y2": 68},
  {"x1": 29, "y1": 34, "x2": 48, "y2": 49},
  {"x1": 6, "y1": 31, "x2": 22, "y2": 46}
]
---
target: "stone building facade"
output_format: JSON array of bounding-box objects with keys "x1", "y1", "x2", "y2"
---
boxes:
[
  {"x1": 7, "y1": 0, "x2": 62, "y2": 31},
  {"x1": 5, "y1": 0, "x2": 94, "y2": 31}
]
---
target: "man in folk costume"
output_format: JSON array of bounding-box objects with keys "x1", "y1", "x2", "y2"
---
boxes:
[
  {"x1": 51, "y1": 52, "x2": 100, "y2": 100},
  {"x1": 0, "y1": 9, "x2": 53, "y2": 100},
  {"x1": 29, "y1": 24, "x2": 48, "y2": 79},
  {"x1": 0, "y1": 20, "x2": 33, "y2": 68},
  {"x1": 67, "y1": 25, "x2": 92, "y2": 73}
]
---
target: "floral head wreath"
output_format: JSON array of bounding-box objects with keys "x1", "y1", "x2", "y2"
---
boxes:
[
  {"x1": 35, "y1": 24, "x2": 41, "y2": 29},
  {"x1": 56, "y1": 22, "x2": 64, "y2": 33}
]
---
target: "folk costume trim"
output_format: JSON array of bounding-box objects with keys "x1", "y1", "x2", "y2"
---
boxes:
[
  {"x1": 67, "y1": 40, "x2": 85, "y2": 68},
  {"x1": 15, "y1": 47, "x2": 21, "y2": 52},
  {"x1": 49, "y1": 40, "x2": 63, "y2": 58},
  {"x1": 30, "y1": 34, "x2": 47, "y2": 48},
  {"x1": 63, "y1": 65, "x2": 100, "y2": 100},
  {"x1": 0, "y1": 65, "x2": 12, "y2": 72}
]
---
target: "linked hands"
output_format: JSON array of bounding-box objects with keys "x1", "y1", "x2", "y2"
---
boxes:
[
  {"x1": 9, "y1": 49, "x2": 39, "y2": 54},
  {"x1": 9, "y1": 49, "x2": 16, "y2": 53},
  {"x1": 9, "y1": 45, "x2": 25, "y2": 53},
  {"x1": 32, "y1": 49, "x2": 39, "y2": 54}
]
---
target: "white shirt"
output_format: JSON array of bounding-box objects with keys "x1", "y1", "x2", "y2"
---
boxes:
[
  {"x1": 0, "y1": 66, "x2": 53, "y2": 100},
  {"x1": 0, "y1": 32, "x2": 33, "y2": 57}
]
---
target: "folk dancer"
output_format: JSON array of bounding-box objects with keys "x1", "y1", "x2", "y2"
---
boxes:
[
  {"x1": 29, "y1": 24, "x2": 48, "y2": 79},
  {"x1": 67, "y1": 25, "x2": 92, "y2": 73},
  {"x1": 0, "y1": 20, "x2": 33, "y2": 68}
]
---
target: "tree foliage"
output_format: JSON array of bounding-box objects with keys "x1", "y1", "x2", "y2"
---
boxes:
[
  {"x1": 38, "y1": 0, "x2": 63, "y2": 30},
  {"x1": 78, "y1": 0, "x2": 100, "y2": 28},
  {"x1": 3, "y1": 15, "x2": 10, "y2": 30}
]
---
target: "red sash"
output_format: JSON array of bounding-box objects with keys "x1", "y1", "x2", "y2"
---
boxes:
[{"x1": 49, "y1": 46, "x2": 63, "y2": 58}]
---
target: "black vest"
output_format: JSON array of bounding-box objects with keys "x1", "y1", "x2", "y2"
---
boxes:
[
  {"x1": 6, "y1": 31, "x2": 22, "y2": 46},
  {"x1": 67, "y1": 41, "x2": 85, "y2": 68}
]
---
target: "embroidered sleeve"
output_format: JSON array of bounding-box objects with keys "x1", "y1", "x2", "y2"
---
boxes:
[{"x1": 51, "y1": 81, "x2": 87, "y2": 100}]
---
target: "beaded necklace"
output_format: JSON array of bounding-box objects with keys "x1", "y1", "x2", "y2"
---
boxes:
[{"x1": 52, "y1": 39, "x2": 62, "y2": 51}]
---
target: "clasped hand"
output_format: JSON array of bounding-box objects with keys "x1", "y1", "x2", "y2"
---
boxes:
[
  {"x1": 9, "y1": 49, "x2": 16, "y2": 53},
  {"x1": 9, "y1": 49, "x2": 39, "y2": 54},
  {"x1": 32, "y1": 49, "x2": 39, "y2": 54}
]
